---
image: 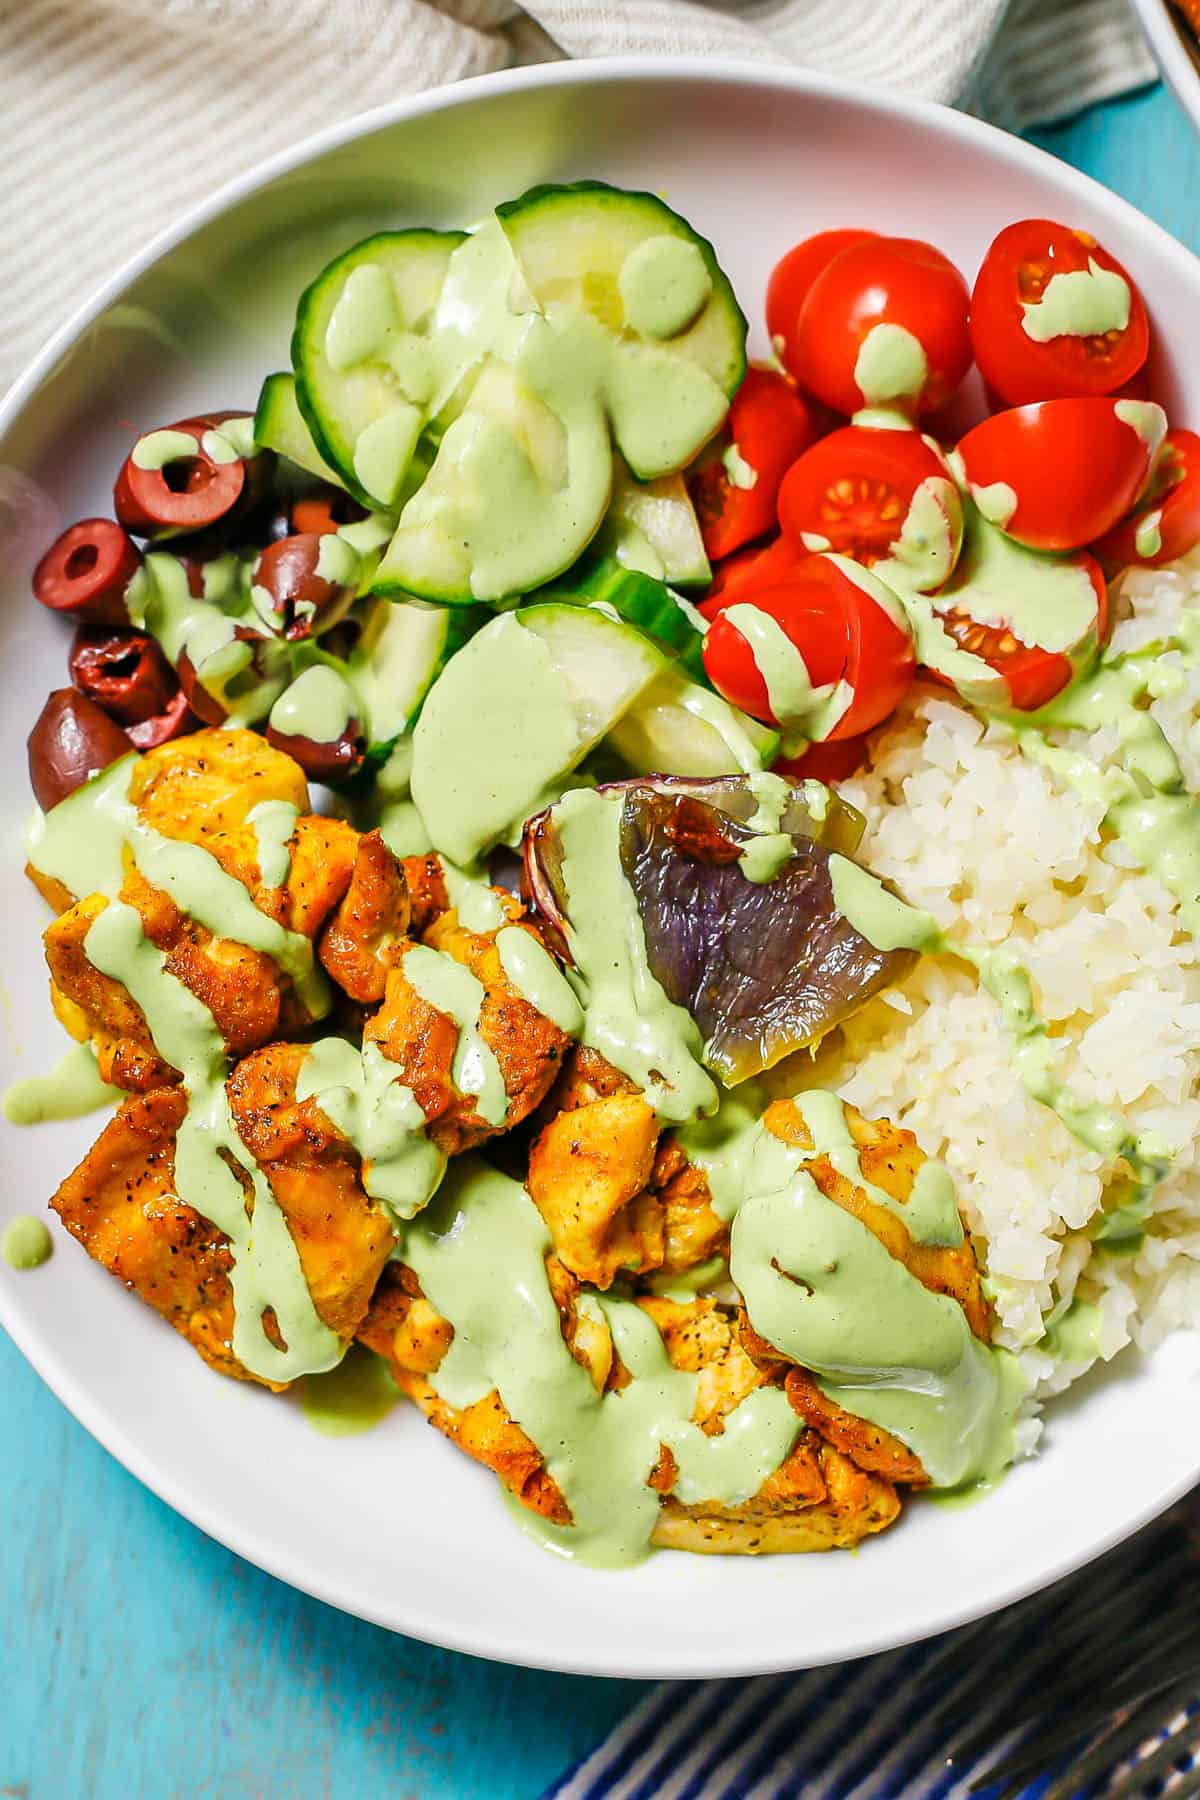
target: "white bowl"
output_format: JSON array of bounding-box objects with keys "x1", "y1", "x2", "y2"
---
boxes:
[
  {"x1": 1131, "y1": 0, "x2": 1200, "y2": 133},
  {"x1": 2, "y1": 60, "x2": 1199, "y2": 1681}
]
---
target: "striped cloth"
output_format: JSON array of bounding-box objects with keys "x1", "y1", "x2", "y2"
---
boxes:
[
  {"x1": 1, "y1": 0, "x2": 1155, "y2": 396},
  {"x1": 547, "y1": 1500, "x2": 1200, "y2": 1800}
]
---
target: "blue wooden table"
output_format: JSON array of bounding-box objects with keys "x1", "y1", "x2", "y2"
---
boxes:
[{"x1": 5, "y1": 73, "x2": 1200, "y2": 1800}]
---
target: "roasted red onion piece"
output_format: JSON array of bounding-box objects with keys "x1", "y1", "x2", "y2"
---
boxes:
[
  {"x1": 523, "y1": 776, "x2": 910, "y2": 1084},
  {"x1": 619, "y1": 787, "x2": 914, "y2": 1082}
]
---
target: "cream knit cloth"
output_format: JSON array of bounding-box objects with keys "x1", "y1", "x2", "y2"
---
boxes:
[{"x1": 2, "y1": 0, "x2": 1154, "y2": 394}]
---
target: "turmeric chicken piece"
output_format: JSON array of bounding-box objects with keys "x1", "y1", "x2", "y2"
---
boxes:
[
  {"x1": 318, "y1": 830, "x2": 410, "y2": 1004},
  {"x1": 526, "y1": 1090, "x2": 662, "y2": 1287},
  {"x1": 401, "y1": 854, "x2": 449, "y2": 937},
  {"x1": 358, "y1": 1261, "x2": 598, "y2": 1524},
  {"x1": 359, "y1": 1268, "x2": 903, "y2": 1555},
  {"x1": 51, "y1": 1042, "x2": 394, "y2": 1388},
  {"x1": 129, "y1": 727, "x2": 309, "y2": 845},
  {"x1": 43, "y1": 812, "x2": 359, "y2": 1090},
  {"x1": 762, "y1": 1097, "x2": 990, "y2": 1339},
  {"x1": 647, "y1": 1135, "x2": 729, "y2": 1276},
  {"x1": 364, "y1": 913, "x2": 570, "y2": 1156}
]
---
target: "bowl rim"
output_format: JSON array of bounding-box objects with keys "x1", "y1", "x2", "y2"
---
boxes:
[
  {"x1": 1130, "y1": 0, "x2": 1200, "y2": 128},
  {"x1": 4, "y1": 54, "x2": 1200, "y2": 1679}
]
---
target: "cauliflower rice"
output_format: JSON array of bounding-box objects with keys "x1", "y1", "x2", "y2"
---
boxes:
[{"x1": 795, "y1": 553, "x2": 1200, "y2": 1403}]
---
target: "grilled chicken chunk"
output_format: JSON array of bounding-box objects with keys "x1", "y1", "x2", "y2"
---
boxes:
[
  {"x1": 364, "y1": 914, "x2": 570, "y2": 1156},
  {"x1": 50, "y1": 1043, "x2": 393, "y2": 1388}
]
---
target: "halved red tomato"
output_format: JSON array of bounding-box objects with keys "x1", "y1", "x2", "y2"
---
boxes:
[
  {"x1": 925, "y1": 516, "x2": 1108, "y2": 712},
  {"x1": 766, "y1": 229, "x2": 878, "y2": 373},
  {"x1": 702, "y1": 553, "x2": 915, "y2": 741},
  {"x1": 699, "y1": 536, "x2": 808, "y2": 619},
  {"x1": 971, "y1": 219, "x2": 1150, "y2": 408},
  {"x1": 954, "y1": 398, "x2": 1165, "y2": 551},
  {"x1": 787, "y1": 236, "x2": 972, "y2": 419},
  {"x1": 777, "y1": 424, "x2": 962, "y2": 589},
  {"x1": 1092, "y1": 429, "x2": 1200, "y2": 572},
  {"x1": 773, "y1": 732, "x2": 870, "y2": 784},
  {"x1": 686, "y1": 366, "x2": 815, "y2": 560}
]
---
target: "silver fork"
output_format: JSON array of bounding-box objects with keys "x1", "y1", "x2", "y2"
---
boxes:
[{"x1": 948, "y1": 1497, "x2": 1200, "y2": 1799}]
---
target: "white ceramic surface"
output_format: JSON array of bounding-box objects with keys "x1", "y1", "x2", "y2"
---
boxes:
[
  {"x1": 2, "y1": 60, "x2": 1200, "y2": 1680},
  {"x1": 1132, "y1": 0, "x2": 1200, "y2": 134}
]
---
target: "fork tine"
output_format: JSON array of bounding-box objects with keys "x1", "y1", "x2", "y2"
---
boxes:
[
  {"x1": 976, "y1": 1672, "x2": 1198, "y2": 1798},
  {"x1": 1039, "y1": 1675, "x2": 1200, "y2": 1800}
]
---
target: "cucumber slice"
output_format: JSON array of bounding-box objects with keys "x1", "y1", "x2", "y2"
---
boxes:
[
  {"x1": 372, "y1": 358, "x2": 613, "y2": 604},
  {"x1": 253, "y1": 371, "x2": 371, "y2": 502},
  {"x1": 594, "y1": 456, "x2": 710, "y2": 587},
  {"x1": 556, "y1": 559, "x2": 709, "y2": 684},
  {"x1": 412, "y1": 602, "x2": 663, "y2": 863},
  {"x1": 291, "y1": 229, "x2": 464, "y2": 510},
  {"x1": 347, "y1": 597, "x2": 479, "y2": 755},
  {"x1": 607, "y1": 668, "x2": 779, "y2": 778},
  {"x1": 497, "y1": 181, "x2": 746, "y2": 479}
]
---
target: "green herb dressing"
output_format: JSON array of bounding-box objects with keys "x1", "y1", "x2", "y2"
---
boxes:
[
  {"x1": 853, "y1": 323, "x2": 928, "y2": 410},
  {"x1": 1043, "y1": 1296, "x2": 1104, "y2": 1363},
  {"x1": 2, "y1": 1216, "x2": 53, "y2": 1270},
  {"x1": 617, "y1": 235, "x2": 713, "y2": 341},
  {"x1": 412, "y1": 613, "x2": 580, "y2": 865},
  {"x1": 297, "y1": 1037, "x2": 444, "y2": 1221},
  {"x1": 300, "y1": 1344, "x2": 404, "y2": 1438},
  {"x1": 1021, "y1": 260, "x2": 1131, "y2": 342},
  {"x1": 3, "y1": 1042, "x2": 122, "y2": 1125},
  {"x1": 730, "y1": 1170, "x2": 1025, "y2": 1489},
  {"x1": 970, "y1": 481, "x2": 1017, "y2": 529},
  {"x1": 402, "y1": 1157, "x2": 800, "y2": 1567},
  {"x1": 441, "y1": 861, "x2": 507, "y2": 934},
  {"x1": 934, "y1": 505, "x2": 1100, "y2": 654},
  {"x1": 721, "y1": 603, "x2": 851, "y2": 743},
  {"x1": 131, "y1": 428, "x2": 199, "y2": 471},
  {"x1": 201, "y1": 417, "x2": 257, "y2": 464},
  {"x1": 874, "y1": 476, "x2": 960, "y2": 595},
  {"x1": 495, "y1": 925, "x2": 584, "y2": 1036},
  {"x1": 722, "y1": 443, "x2": 757, "y2": 490},
  {"x1": 737, "y1": 833, "x2": 793, "y2": 884},
  {"x1": 127, "y1": 552, "x2": 287, "y2": 726},
  {"x1": 268, "y1": 665, "x2": 356, "y2": 746},
  {"x1": 401, "y1": 944, "x2": 508, "y2": 1128},
  {"x1": 789, "y1": 1089, "x2": 964, "y2": 1248},
  {"x1": 1135, "y1": 509, "x2": 1164, "y2": 559},
  {"x1": 300, "y1": 1346, "x2": 408, "y2": 1440},
  {"x1": 551, "y1": 788, "x2": 718, "y2": 1123},
  {"x1": 247, "y1": 799, "x2": 298, "y2": 890},
  {"x1": 84, "y1": 899, "x2": 341, "y2": 1381}
]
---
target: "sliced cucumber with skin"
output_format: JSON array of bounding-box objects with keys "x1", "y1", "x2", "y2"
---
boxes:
[
  {"x1": 253, "y1": 372, "x2": 372, "y2": 503},
  {"x1": 594, "y1": 456, "x2": 710, "y2": 587},
  {"x1": 607, "y1": 667, "x2": 780, "y2": 778},
  {"x1": 546, "y1": 558, "x2": 709, "y2": 684},
  {"x1": 497, "y1": 181, "x2": 746, "y2": 479},
  {"x1": 372, "y1": 359, "x2": 613, "y2": 604},
  {"x1": 292, "y1": 229, "x2": 464, "y2": 510},
  {"x1": 411, "y1": 602, "x2": 664, "y2": 863},
  {"x1": 347, "y1": 597, "x2": 480, "y2": 758}
]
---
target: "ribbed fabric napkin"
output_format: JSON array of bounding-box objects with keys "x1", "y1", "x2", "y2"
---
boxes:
[{"x1": 2, "y1": 0, "x2": 1155, "y2": 396}]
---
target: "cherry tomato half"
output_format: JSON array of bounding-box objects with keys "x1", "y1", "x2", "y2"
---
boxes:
[
  {"x1": 766, "y1": 229, "x2": 878, "y2": 373},
  {"x1": 971, "y1": 220, "x2": 1149, "y2": 408},
  {"x1": 686, "y1": 366, "x2": 815, "y2": 560},
  {"x1": 955, "y1": 397, "x2": 1165, "y2": 552},
  {"x1": 788, "y1": 237, "x2": 972, "y2": 419},
  {"x1": 702, "y1": 553, "x2": 915, "y2": 741},
  {"x1": 773, "y1": 732, "x2": 870, "y2": 784},
  {"x1": 777, "y1": 425, "x2": 962, "y2": 589},
  {"x1": 699, "y1": 535, "x2": 808, "y2": 619},
  {"x1": 928, "y1": 521, "x2": 1107, "y2": 713},
  {"x1": 1092, "y1": 429, "x2": 1200, "y2": 572}
]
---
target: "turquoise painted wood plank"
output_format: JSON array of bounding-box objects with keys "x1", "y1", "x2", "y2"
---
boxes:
[{"x1": 5, "y1": 73, "x2": 1200, "y2": 1800}]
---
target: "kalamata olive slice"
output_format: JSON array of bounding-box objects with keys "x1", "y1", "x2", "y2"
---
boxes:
[
  {"x1": 252, "y1": 533, "x2": 356, "y2": 641},
  {"x1": 266, "y1": 721, "x2": 366, "y2": 786},
  {"x1": 32, "y1": 519, "x2": 139, "y2": 625},
  {"x1": 28, "y1": 689, "x2": 133, "y2": 811},
  {"x1": 176, "y1": 625, "x2": 278, "y2": 726},
  {"x1": 113, "y1": 411, "x2": 273, "y2": 538},
  {"x1": 126, "y1": 689, "x2": 195, "y2": 750},
  {"x1": 291, "y1": 491, "x2": 368, "y2": 535},
  {"x1": 69, "y1": 626, "x2": 179, "y2": 727}
]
